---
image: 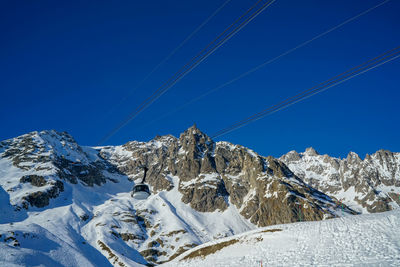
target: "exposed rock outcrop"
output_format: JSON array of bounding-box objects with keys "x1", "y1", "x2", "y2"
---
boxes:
[
  {"x1": 22, "y1": 180, "x2": 64, "y2": 208},
  {"x1": 20, "y1": 175, "x2": 47, "y2": 187}
]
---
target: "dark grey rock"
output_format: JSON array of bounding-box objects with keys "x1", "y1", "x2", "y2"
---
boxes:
[
  {"x1": 20, "y1": 175, "x2": 47, "y2": 187},
  {"x1": 22, "y1": 180, "x2": 64, "y2": 208}
]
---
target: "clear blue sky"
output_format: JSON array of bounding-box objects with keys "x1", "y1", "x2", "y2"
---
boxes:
[{"x1": 1, "y1": 0, "x2": 399, "y2": 158}]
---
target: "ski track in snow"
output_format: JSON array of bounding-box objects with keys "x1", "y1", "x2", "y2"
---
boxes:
[{"x1": 165, "y1": 210, "x2": 400, "y2": 267}]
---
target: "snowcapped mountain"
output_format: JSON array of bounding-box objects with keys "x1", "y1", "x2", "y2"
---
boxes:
[{"x1": 0, "y1": 125, "x2": 399, "y2": 266}]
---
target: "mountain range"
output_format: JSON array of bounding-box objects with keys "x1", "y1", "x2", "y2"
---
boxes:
[{"x1": 0, "y1": 125, "x2": 399, "y2": 266}]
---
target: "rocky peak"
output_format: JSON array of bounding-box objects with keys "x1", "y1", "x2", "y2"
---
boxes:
[
  {"x1": 304, "y1": 147, "x2": 319, "y2": 156},
  {"x1": 372, "y1": 149, "x2": 396, "y2": 163},
  {"x1": 280, "y1": 150, "x2": 301, "y2": 162},
  {"x1": 265, "y1": 156, "x2": 293, "y2": 178},
  {"x1": 177, "y1": 125, "x2": 216, "y2": 178},
  {"x1": 346, "y1": 151, "x2": 361, "y2": 164},
  {"x1": 153, "y1": 134, "x2": 177, "y2": 144},
  {"x1": 179, "y1": 124, "x2": 214, "y2": 156}
]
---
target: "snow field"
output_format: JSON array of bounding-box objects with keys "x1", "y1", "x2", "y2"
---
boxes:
[{"x1": 165, "y1": 210, "x2": 400, "y2": 267}]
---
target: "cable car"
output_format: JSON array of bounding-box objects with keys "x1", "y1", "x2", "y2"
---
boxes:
[{"x1": 132, "y1": 166, "x2": 151, "y2": 200}]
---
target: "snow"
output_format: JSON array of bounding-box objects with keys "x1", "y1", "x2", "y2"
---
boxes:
[
  {"x1": 178, "y1": 147, "x2": 187, "y2": 155},
  {"x1": 264, "y1": 191, "x2": 277, "y2": 199},
  {"x1": 246, "y1": 149, "x2": 258, "y2": 158},
  {"x1": 0, "y1": 172, "x2": 141, "y2": 266},
  {"x1": 100, "y1": 145, "x2": 135, "y2": 162},
  {"x1": 165, "y1": 210, "x2": 400, "y2": 266},
  {"x1": 216, "y1": 141, "x2": 238, "y2": 151},
  {"x1": 37, "y1": 131, "x2": 90, "y2": 165},
  {"x1": 334, "y1": 187, "x2": 369, "y2": 214},
  {"x1": 0, "y1": 154, "x2": 55, "y2": 207},
  {"x1": 149, "y1": 140, "x2": 163, "y2": 149},
  {"x1": 225, "y1": 173, "x2": 242, "y2": 181},
  {"x1": 79, "y1": 174, "x2": 255, "y2": 265},
  {"x1": 0, "y1": 223, "x2": 103, "y2": 267},
  {"x1": 180, "y1": 173, "x2": 221, "y2": 188}
]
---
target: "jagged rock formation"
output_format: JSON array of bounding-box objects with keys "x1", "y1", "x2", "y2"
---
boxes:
[
  {"x1": 281, "y1": 147, "x2": 400, "y2": 213},
  {"x1": 101, "y1": 126, "x2": 347, "y2": 225},
  {"x1": 0, "y1": 126, "x2": 399, "y2": 266}
]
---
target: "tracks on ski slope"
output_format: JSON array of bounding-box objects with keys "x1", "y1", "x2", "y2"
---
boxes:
[{"x1": 166, "y1": 211, "x2": 400, "y2": 266}]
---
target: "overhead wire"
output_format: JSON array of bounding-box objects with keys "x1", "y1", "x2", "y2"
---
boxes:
[
  {"x1": 213, "y1": 47, "x2": 399, "y2": 136},
  {"x1": 137, "y1": 0, "x2": 392, "y2": 130},
  {"x1": 212, "y1": 47, "x2": 400, "y2": 138},
  {"x1": 211, "y1": 46, "x2": 400, "y2": 138},
  {"x1": 101, "y1": 0, "x2": 233, "y2": 119},
  {"x1": 99, "y1": 0, "x2": 274, "y2": 144},
  {"x1": 147, "y1": 0, "x2": 233, "y2": 78},
  {"x1": 98, "y1": 0, "x2": 277, "y2": 145}
]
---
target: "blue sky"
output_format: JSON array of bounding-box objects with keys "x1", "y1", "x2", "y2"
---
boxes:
[{"x1": 1, "y1": 0, "x2": 399, "y2": 158}]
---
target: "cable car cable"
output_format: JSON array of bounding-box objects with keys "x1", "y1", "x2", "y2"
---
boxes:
[
  {"x1": 212, "y1": 48, "x2": 400, "y2": 138},
  {"x1": 212, "y1": 46, "x2": 400, "y2": 137},
  {"x1": 136, "y1": 0, "x2": 392, "y2": 130},
  {"x1": 211, "y1": 46, "x2": 400, "y2": 138},
  {"x1": 101, "y1": 0, "x2": 233, "y2": 120},
  {"x1": 98, "y1": 0, "x2": 276, "y2": 145},
  {"x1": 100, "y1": 0, "x2": 274, "y2": 145}
]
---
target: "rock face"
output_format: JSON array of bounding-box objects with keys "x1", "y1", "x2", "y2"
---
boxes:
[
  {"x1": 1, "y1": 126, "x2": 399, "y2": 266},
  {"x1": 22, "y1": 180, "x2": 64, "y2": 208},
  {"x1": 20, "y1": 175, "x2": 47, "y2": 187},
  {"x1": 281, "y1": 148, "x2": 400, "y2": 213},
  {"x1": 101, "y1": 125, "x2": 352, "y2": 229}
]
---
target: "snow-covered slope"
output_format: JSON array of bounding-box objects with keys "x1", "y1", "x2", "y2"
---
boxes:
[{"x1": 166, "y1": 210, "x2": 400, "y2": 266}]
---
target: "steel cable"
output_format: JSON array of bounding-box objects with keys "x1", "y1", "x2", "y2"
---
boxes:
[
  {"x1": 213, "y1": 46, "x2": 400, "y2": 137},
  {"x1": 212, "y1": 49, "x2": 400, "y2": 138},
  {"x1": 101, "y1": 0, "x2": 233, "y2": 119},
  {"x1": 211, "y1": 46, "x2": 400, "y2": 138},
  {"x1": 98, "y1": 0, "x2": 276, "y2": 145},
  {"x1": 137, "y1": 0, "x2": 392, "y2": 130}
]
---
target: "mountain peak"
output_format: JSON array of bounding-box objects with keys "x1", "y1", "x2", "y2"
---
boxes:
[
  {"x1": 304, "y1": 147, "x2": 319, "y2": 156},
  {"x1": 374, "y1": 149, "x2": 394, "y2": 157},
  {"x1": 346, "y1": 151, "x2": 361, "y2": 163},
  {"x1": 187, "y1": 123, "x2": 201, "y2": 135},
  {"x1": 280, "y1": 150, "x2": 301, "y2": 162},
  {"x1": 179, "y1": 124, "x2": 212, "y2": 144}
]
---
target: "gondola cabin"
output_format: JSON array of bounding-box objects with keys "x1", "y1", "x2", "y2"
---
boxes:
[
  {"x1": 131, "y1": 166, "x2": 151, "y2": 200},
  {"x1": 132, "y1": 184, "x2": 150, "y2": 200}
]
